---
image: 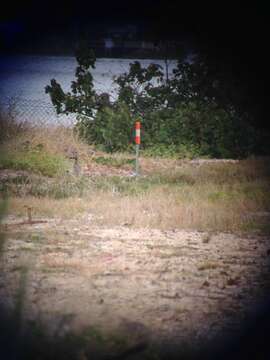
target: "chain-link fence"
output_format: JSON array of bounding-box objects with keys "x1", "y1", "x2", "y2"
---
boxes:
[{"x1": 0, "y1": 97, "x2": 77, "y2": 126}]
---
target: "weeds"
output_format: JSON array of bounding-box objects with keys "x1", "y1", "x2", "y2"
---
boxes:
[
  {"x1": 1, "y1": 173, "x2": 91, "y2": 199},
  {"x1": 1, "y1": 115, "x2": 270, "y2": 234},
  {"x1": 0, "y1": 147, "x2": 68, "y2": 177},
  {"x1": 0, "y1": 112, "x2": 30, "y2": 144},
  {"x1": 8, "y1": 196, "x2": 90, "y2": 219},
  {"x1": 93, "y1": 156, "x2": 134, "y2": 168},
  {"x1": 4, "y1": 158, "x2": 270, "y2": 233}
]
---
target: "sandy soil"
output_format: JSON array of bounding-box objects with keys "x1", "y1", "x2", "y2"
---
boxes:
[{"x1": 1, "y1": 215, "x2": 270, "y2": 357}]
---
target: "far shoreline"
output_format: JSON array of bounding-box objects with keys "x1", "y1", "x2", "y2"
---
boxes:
[{"x1": 0, "y1": 49, "x2": 179, "y2": 61}]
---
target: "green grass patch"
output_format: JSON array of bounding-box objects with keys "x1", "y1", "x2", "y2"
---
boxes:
[
  {"x1": 141, "y1": 143, "x2": 204, "y2": 159},
  {"x1": 93, "y1": 156, "x2": 134, "y2": 168},
  {"x1": 90, "y1": 172, "x2": 196, "y2": 196},
  {"x1": 0, "y1": 148, "x2": 68, "y2": 177},
  {"x1": 27, "y1": 175, "x2": 90, "y2": 199},
  {"x1": 4, "y1": 174, "x2": 91, "y2": 199},
  {"x1": 208, "y1": 191, "x2": 230, "y2": 202},
  {"x1": 90, "y1": 176, "x2": 152, "y2": 195}
]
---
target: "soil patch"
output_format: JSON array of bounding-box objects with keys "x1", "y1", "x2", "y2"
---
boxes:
[{"x1": 1, "y1": 216, "x2": 270, "y2": 357}]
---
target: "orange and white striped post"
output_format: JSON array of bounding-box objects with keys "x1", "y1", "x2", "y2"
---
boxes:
[
  {"x1": 135, "y1": 121, "x2": 141, "y2": 176},
  {"x1": 135, "y1": 121, "x2": 141, "y2": 145}
]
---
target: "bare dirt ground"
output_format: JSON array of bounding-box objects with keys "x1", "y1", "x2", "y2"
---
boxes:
[{"x1": 1, "y1": 213, "x2": 270, "y2": 358}]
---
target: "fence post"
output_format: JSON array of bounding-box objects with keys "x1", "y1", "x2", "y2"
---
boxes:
[{"x1": 135, "y1": 121, "x2": 141, "y2": 177}]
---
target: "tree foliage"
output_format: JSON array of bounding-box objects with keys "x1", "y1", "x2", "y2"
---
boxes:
[
  {"x1": 45, "y1": 46, "x2": 261, "y2": 158},
  {"x1": 45, "y1": 44, "x2": 97, "y2": 118}
]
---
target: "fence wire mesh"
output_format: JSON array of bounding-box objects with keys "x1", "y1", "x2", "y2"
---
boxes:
[{"x1": 0, "y1": 96, "x2": 77, "y2": 127}]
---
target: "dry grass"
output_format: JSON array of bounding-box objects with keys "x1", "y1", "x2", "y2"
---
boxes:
[
  {"x1": 84, "y1": 186, "x2": 268, "y2": 232},
  {"x1": 1, "y1": 123, "x2": 92, "y2": 162},
  {"x1": 1, "y1": 118, "x2": 270, "y2": 234},
  {"x1": 197, "y1": 262, "x2": 220, "y2": 271},
  {"x1": 0, "y1": 113, "x2": 31, "y2": 143},
  {"x1": 7, "y1": 171, "x2": 270, "y2": 233},
  {"x1": 7, "y1": 196, "x2": 91, "y2": 219}
]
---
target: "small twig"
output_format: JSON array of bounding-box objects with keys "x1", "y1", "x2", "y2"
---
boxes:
[
  {"x1": 160, "y1": 293, "x2": 182, "y2": 300},
  {"x1": 1, "y1": 206, "x2": 48, "y2": 229},
  {"x1": 26, "y1": 206, "x2": 32, "y2": 224},
  {"x1": 0, "y1": 220, "x2": 48, "y2": 229}
]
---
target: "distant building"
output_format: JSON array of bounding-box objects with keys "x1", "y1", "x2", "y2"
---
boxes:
[
  {"x1": 107, "y1": 25, "x2": 138, "y2": 40},
  {"x1": 104, "y1": 37, "x2": 114, "y2": 56},
  {"x1": 141, "y1": 41, "x2": 155, "y2": 50},
  {"x1": 73, "y1": 24, "x2": 186, "y2": 58},
  {"x1": 104, "y1": 38, "x2": 114, "y2": 49}
]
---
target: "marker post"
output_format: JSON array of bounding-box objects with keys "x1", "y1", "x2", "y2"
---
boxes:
[{"x1": 135, "y1": 121, "x2": 141, "y2": 177}]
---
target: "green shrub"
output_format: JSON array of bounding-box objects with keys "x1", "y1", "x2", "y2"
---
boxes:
[
  {"x1": 75, "y1": 103, "x2": 134, "y2": 152},
  {"x1": 141, "y1": 103, "x2": 258, "y2": 158},
  {"x1": 142, "y1": 143, "x2": 203, "y2": 159}
]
